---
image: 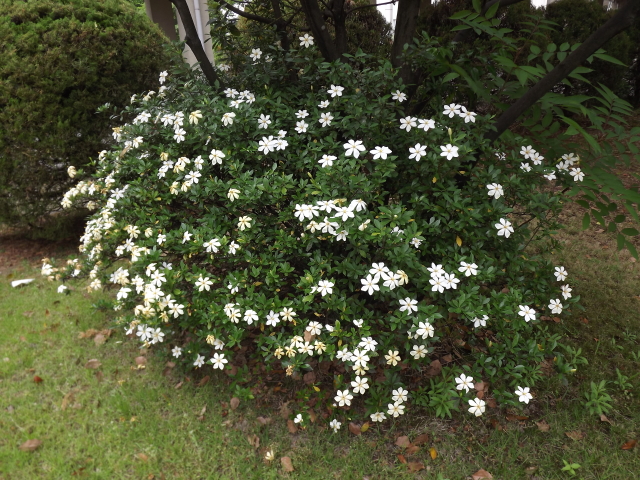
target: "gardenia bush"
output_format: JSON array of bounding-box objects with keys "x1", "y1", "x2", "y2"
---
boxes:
[{"x1": 43, "y1": 37, "x2": 585, "y2": 427}]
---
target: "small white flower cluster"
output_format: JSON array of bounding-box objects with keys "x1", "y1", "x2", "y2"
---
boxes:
[
  {"x1": 294, "y1": 198, "x2": 366, "y2": 241},
  {"x1": 455, "y1": 373, "x2": 534, "y2": 417},
  {"x1": 427, "y1": 263, "x2": 460, "y2": 293},
  {"x1": 360, "y1": 262, "x2": 409, "y2": 294}
]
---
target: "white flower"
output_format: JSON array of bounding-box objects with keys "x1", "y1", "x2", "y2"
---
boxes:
[
  {"x1": 468, "y1": 398, "x2": 485, "y2": 416},
  {"x1": 221, "y1": 112, "x2": 236, "y2": 126},
  {"x1": 428, "y1": 263, "x2": 445, "y2": 277},
  {"x1": 351, "y1": 376, "x2": 369, "y2": 394},
  {"x1": 548, "y1": 299, "x2": 563, "y2": 314},
  {"x1": 67, "y1": 166, "x2": 77, "y2": 178},
  {"x1": 543, "y1": 171, "x2": 557, "y2": 181},
  {"x1": 57, "y1": 284, "x2": 68, "y2": 293},
  {"x1": 257, "y1": 114, "x2": 271, "y2": 129},
  {"x1": 195, "y1": 276, "x2": 213, "y2": 292},
  {"x1": 353, "y1": 319, "x2": 364, "y2": 328},
  {"x1": 173, "y1": 128, "x2": 185, "y2": 143},
  {"x1": 440, "y1": 144, "x2": 459, "y2": 160},
  {"x1": 472, "y1": 315, "x2": 488, "y2": 328},
  {"x1": 458, "y1": 261, "x2": 478, "y2": 277},
  {"x1": 318, "y1": 100, "x2": 330, "y2": 108},
  {"x1": 224, "y1": 88, "x2": 238, "y2": 98},
  {"x1": 520, "y1": 162, "x2": 532, "y2": 172},
  {"x1": 295, "y1": 110, "x2": 309, "y2": 119},
  {"x1": 399, "y1": 116, "x2": 417, "y2": 131},
  {"x1": 387, "y1": 402, "x2": 405, "y2": 417},
  {"x1": 459, "y1": 106, "x2": 476, "y2": 123},
  {"x1": 358, "y1": 337, "x2": 378, "y2": 351},
  {"x1": 455, "y1": 373, "x2": 474, "y2": 393},
  {"x1": 332, "y1": 206, "x2": 354, "y2": 222},
  {"x1": 334, "y1": 389, "x2": 353, "y2": 406},
  {"x1": 343, "y1": 139, "x2": 366, "y2": 158},
  {"x1": 361, "y1": 275, "x2": 379, "y2": 295},
  {"x1": 182, "y1": 231, "x2": 192, "y2": 244},
  {"x1": 295, "y1": 120, "x2": 308, "y2": 133},
  {"x1": 203, "y1": 238, "x2": 221, "y2": 253},
  {"x1": 264, "y1": 450, "x2": 274, "y2": 461},
  {"x1": 515, "y1": 386, "x2": 533, "y2": 404},
  {"x1": 211, "y1": 353, "x2": 228, "y2": 369},
  {"x1": 443, "y1": 103, "x2": 461, "y2": 117},
  {"x1": 237, "y1": 216, "x2": 252, "y2": 231},
  {"x1": 416, "y1": 321, "x2": 434, "y2": 339},
  {"x1": 411, "y1": 344, "x2": 427, "y2": 359},
  {"x1": 410, "y1": 238, "x2": 422, "y2": 248},
  {"x1": 518, "y1": 305, "x2": 536, "y2": 322},
  {"x1": 392, "y1": 387, "x2": 408, "y2": 403},
  {"x1": 495, "y1": 218, "x2": 514, "y2": 238},
  {"x1": 409, "y1": 143, "x2": 427, "y2": 161},
  {"x1": 318, "y1": 154, "x2": 336, "y2": 168},
  {"x1": 385, "y1": 350, "x2": 401, "y2": 366},
  {"x1": 532, "y1": 152, "x2": 544, "y2": 165},
  {"x1": 194, "y1": 354, "x2": 205, "y2": 368},
  {"x1": 392, "y1": 90, "x2": 407, "y2": 102},
  {"x1": 443, "y1": 272, "x2": 460, "y2": 290},
  {"x1": 319, "y1": 112, "x2": 333, "y2": 127},
  {"x1": 189, "y1": 110, "x2": 202, "y2": 124},
  {"x1": 294, "y1": 413, "x2": 303, "y2": 424},
  {"x1": 399, "y1": 298, "x2": 418, "y2": 313},
  {"x1": 266, "y1": 310, "x2": 280, "y2": 327},
  {"x1": 370, "y1": 146, "x2": 392, "y2": 160},
  {"x1": 258, "y1": 136, "x2": 277, "y2": 154},
  {"x1": 249, "y1": 48, "x2": 262, "y2": 61},
  {"x1": 327, "y1": 85, "x2": 344, "y2": 97},
  {"x1": 335, "y1": 230, "x2": 348, "y2": 241},
  {"x1": 351, "y1": 348, "x2": 369, "y2": 366},
  {"x1": 418, "y1": 118, "x2": 436, "y2": 131},
  {"x1": 227, "y1": 188, "x2": 240, "y2": 201},
  {"x1": 171, "y1": 346, "x2": 182, "y2": 358},
  {"x1": 429, "y1": 275, "x2": 446, "y2": 293},
  {"x1": 159, "y1": 70, "x2": 168, "y2": 84},
  {"x1": 560, "y1": 284, "x2": 572, "y2": 300},
  {"x1": 487, "y1": 183, "x2": 504, "y2": 199},
  {"x1": 520, "y1": 145, "x2": 535, "y2": 159},
  {"x1": 329, "y1": 418, "x2": 341, "y2": 432},
  {"x1": 317, "y1": 279, "x2": 334, "y2": 296},
  {"x1": 370, "y1": 411, "x2": 386, "y2": 422},
  {"x1": 306, "y1": 321, "x2": 322, "y2": 336},
  {"x1": 116, "y1": 287, "x2": 131, "y2": 300},
  {"x1": 244, "y1": 310, "x2": 259, "y2": 324},
  {"x1": 299, "y1": 33, "x2": 314, "y2": 47},
  {"x1": 554, "y1": 266, "x2": 568, "y2": 281}
]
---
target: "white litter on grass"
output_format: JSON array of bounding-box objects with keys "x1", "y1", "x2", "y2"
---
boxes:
[{"x1": 11, "y1": 279, "x2": 34, "y2": 288}]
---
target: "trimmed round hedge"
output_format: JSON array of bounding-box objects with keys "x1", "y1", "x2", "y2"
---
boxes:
[{"x1": 0, "y1": 0, "x2": 171, "y2": 231}]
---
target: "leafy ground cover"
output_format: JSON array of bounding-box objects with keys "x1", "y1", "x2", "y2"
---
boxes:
[{"x1": 1, "y1": 209, "x2": 639, "y2": 479}]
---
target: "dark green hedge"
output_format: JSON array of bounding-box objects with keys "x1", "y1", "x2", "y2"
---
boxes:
[{"x1": 0, "y1": 0, "x2": 171, "y2": 230}]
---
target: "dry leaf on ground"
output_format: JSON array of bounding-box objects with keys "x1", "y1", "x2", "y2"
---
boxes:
[
  {"x1": 472, "y1": 469, "x2": 493, "y2": 479},
  {"x1": 257, "y1": 416, "x2": 272, "y2": 426},
  {"x1": 360, "y1": 421, "x2": 370, "y2": 433},
  {"x1": 413, "y1": 433, "x2": 430, "y2": 445},
  {"x1": 286, "y1": 419, "x2": 298, "y2": 434},
  {"x1": 349, "y1": 423, "x2": 362, "y2": 436},
  {"x1": 397, "y1": 454, "x2": 407, "y2": 464},
  {"x1": 135, "y1": 453, "x2": 149, "y2": 462},
  {"x1": 247, "y1": 434, "x2": 260, "y2": 448},
  {"x1": 19, "y1": 439, "x2": 42, "y2": 452},
  {"x1": 33, "y1": 375, "x2": 43, "y2": 383},
  {"x1": 621, "y1": 439, "x2": 637, "y2": 450},
  {"x1": 197, "y1": 375, "x2": 210, "y2": 387},
  {"x1": 429, "y1": 447, "x2": 437, "y2": 460},
  {"x1": 536, "y1": 420, "x2": 550, "y2": 432},
  {"x1": 281, "y1": 456, "x2": 294, "y2": 472},
  {"x1": 406, "y1": 445, "x2": 420, "y2": 455},
  {"x1": 230, "y1": 397, "x2": 240, "y2": 410},
  {"x1": 134, "y1": 356, "x2": 147, "y2": 366},
  {"x1": 565, "y1": 431, "x2": 585, "y2": 441},
  {"x1": 407, "y1": 462, "x2": 425, "y2": 472},
  {"x1": 395, "y1": 436, "x2": 411, "y2": 448},
  {"x1": 84, "y1": 359, "x2": 101, "y2": 369},
  {"x1": 93, "y1": 334, "x2": 106, "y2": 346}
]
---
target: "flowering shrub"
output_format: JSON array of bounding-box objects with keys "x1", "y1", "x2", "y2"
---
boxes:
[{"x1": 45, "y1": 40, "x2": 587, "y2": 426}]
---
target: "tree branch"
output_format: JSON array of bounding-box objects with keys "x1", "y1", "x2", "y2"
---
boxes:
[
  {"x1": 391, "y1": 0, "x2": 421, "y2": 82},
  {"x1": 170, "y1": 0, "x2": 223, "y2": 88},
  {"x1": 219, "y1": 0, "x2": 277, "y2": 24},
  {"x1": 300, "y1": 0, "x2": 339, "y2": 61},
  {"x1": 486, "y1": 0, "x2": 640, "y2": 143},
  {"x1": 333, "y1": 0, "x2": 348, "y2": 57},
  {"x1": 347, "y1": 0, "x2": 397, "y2": 15}
]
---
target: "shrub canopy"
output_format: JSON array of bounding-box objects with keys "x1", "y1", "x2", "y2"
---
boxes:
[{"x1": 0, "y1": 0, "x2": 170, "y2": 228}]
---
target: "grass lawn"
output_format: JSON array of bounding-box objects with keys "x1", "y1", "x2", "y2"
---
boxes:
[{"x1": 1, "y1": 213, "x2": 639, "y2": 480}]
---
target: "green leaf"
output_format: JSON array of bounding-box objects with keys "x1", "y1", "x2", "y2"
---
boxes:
[
  {"x1": 559, "y1": 42, "x2": 570, "y2": 52},
  {"x1": 617, "y1": 233, "x2": 625, "y2": 250},
  {"x1": 581, "y1": 212, "x2": 590, "y2": 230},
  {"x1": 593, "y1": 53, "x2": 627, "y2": 66},
  {"x1": 442, "y1": 72, "x2": 460, "y2": 82},
  {"x1": 485, "y1": 1, "x2": 500, "y2": 19},
  {"x1": 450, "y1": 10, "x2": 472, "y2": 20},
  {"x1": 530, "y1": 45, "x2": 541, "y2": 55},
  {"x1": 472, "y1": 0, "x2": 482, "y2": 13},
  {"x1": 547, "y1": 43, "x2": 557, "y2": 53},
  {"x1": 621, "y1": 228, "x2": 639, "y2": 236}
]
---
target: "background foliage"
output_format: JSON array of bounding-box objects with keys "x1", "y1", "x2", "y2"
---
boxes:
[{"x1": 0, "y1": 0, "x2": 170, "y2": 234}]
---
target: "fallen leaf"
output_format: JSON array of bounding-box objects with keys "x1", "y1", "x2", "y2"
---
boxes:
[
  {"x1": 472, "y1": 469, "x2": 493, "y2": 479},
  {"x1": 286, "y1": 419, "x2": 298, "y2": 434},
  {"x1": 174, "y1": 381, "x2": 184, "y2": 390},
  {"x1": 303, "y1": 331, "x2": 314, "y2": 343},
  {"x1": 303, "y1": 371, "x2": 316, "y2": 385},
  {"x1": 621, "y1": 439, "x2": 637, "y2": 450},
  {"x1": 93, "y1": 334, "x2": 106, "y2": 346},
  {"x1": 230, "y1": 397, "x2": 240, "y2": 410},
  {"x1": 33, "y1": 375, "x2": 43, "y2": 384},
  {"x1": 257, "y1": 416, "x2": 272, "y2": 426},
  {"x1": 360, "y1": 422, "x2": 370, "y2": 433},
  {"x1": 349, "y1": 423, "x2": 362, "y2": 436},
  {"x1": 135, "y1": 453, "x2": 149, "y2": 462},
  {"x1": 61, "y1": 391, "x2": 75, "y2": 410},
  {"x1": 536, "y1": 420, "x2": 550, "y2": 432},
  {"x1": 279, "y1": 401, "x2": 292, "y2": 419},
  {"x1": 486, "y1": 398, "x2": 497, "y2": 408},
  {"x1": 441, "y1": 354, "x2": 453, "y2": 364},
  {"x1": 565, "y1": 431, "x2": 585, "y2": 441},
  {"x1": 413, "y1": 433, "x2": 430, "y2": 445},
  {"x1": 599, "y1": 414, "x2": 612, "y2": 425},
  {"x1": 429, "y1": 447, "x2": 437, "y2": 460},
  {"x1": 19, "y1": 439, "x2": 42, "y2": 452},
  {"x1": 45, "y1": 309, "x2": 50, "y2": 317},
  {"x1": 490, "y1": 419, "x2": 504, "y2": 431},
  {"x1": 395, "y1": 436, "x2": 411, "y2": 448},
  {"x1": 425, "y1": 359, "x2": 442, "y2": 378},
  {"x1": 84, "y1": 359, "x2": 101, "y2": 369},
  {"x1": 134, "y1": 356, "x2": 147, "y2": 366},
  {"x1": 280, "y1": 456, "x2": 294, "y2": 472},
  {"x1": 197, "y1": 375, "x2": 210, "y2": 387},
  {"x1": 247, "y1": 434, "x2": 260, "y2": 448},
  {"x1": 397, "y1": 454, "x2": 407, "y2": 464},
  {"x1": 406, "y1": 445, "x2": 420, "y2": 455},
  {"x1": 408, "y1": 461, "x2": 425, "y2": 472},
  {"x1": 506, "y1": 414, "x2": 528, "y2": 422},
  {"x1": 524, "y1": 466, "x2": 538, "y2": 475}
]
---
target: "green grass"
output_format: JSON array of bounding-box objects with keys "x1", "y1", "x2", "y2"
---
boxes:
[{"x1": 1, "y1": 219, "x2": 639, "y2": 479}]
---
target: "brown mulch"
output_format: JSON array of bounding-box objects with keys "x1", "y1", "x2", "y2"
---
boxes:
[{"x1": 0, "y1": 229, "x2": 78, "y2": 273}]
